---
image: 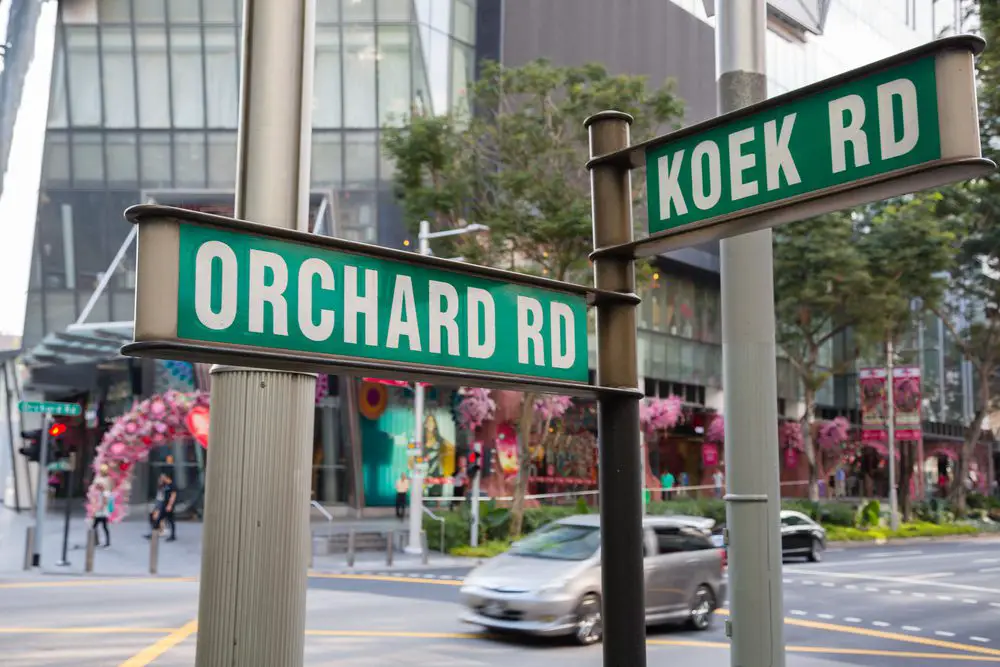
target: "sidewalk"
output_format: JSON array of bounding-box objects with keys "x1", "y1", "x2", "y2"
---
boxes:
[{"x1": 0, "y1": 506, "x2": 477, "y2": 579}]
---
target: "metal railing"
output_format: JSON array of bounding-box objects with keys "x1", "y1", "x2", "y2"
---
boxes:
[{"x1": 422, "y1": 506, "x2": 445, "y2": 554}]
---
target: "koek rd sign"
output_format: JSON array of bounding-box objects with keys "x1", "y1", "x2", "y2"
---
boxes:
[
  {"x1": 19, "y1": 401, "x2": 81, "y2": 416},
  {"x1": 126, "y1": 208, "x2": 592, "y2": 391},
  {"x1": 591, "y1": 37, "x2": 992, "y2": 258}
]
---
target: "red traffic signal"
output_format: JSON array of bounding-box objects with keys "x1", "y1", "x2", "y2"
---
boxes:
[{"x1": 48, "y1": 423, "x2": 67, "y2": 438}]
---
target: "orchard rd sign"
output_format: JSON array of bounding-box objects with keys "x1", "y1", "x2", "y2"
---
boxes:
[
  {"x1": 123, "y1": 207, "x2": 603, "y2": 395},
  {"x1": 588, "y1": 36, "x2": 994, "y2": 257}
]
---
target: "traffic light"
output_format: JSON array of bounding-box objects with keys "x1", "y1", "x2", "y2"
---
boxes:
[
  {"x1": 467, "y1": 450, "x2": 481, "y2": 479},
  {"x1": 48, "y1": 423, "x2": 67, "y2": 438},
  {"x1": 19, "y1": 430, "x2": 41, "y2": 462}
]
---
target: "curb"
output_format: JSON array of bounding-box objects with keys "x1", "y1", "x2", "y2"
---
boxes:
[{"x1": 827, "y1": 532, "x2": 1000, "y2": 548}]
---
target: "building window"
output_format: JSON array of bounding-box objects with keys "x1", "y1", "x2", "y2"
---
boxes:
[
  {"x1": 134, "y1": 0, "x2": 167, "y2": 23},
  {"x1": 174, "y1": 133, "x2": 207, "y2": 187},
  {"x1": 71, "y1": 133, "x2": 105, "y2": 186},
  {"x1": 312, "y1": 132, "x2": 344, "y2": 188},
  {"x1": 101, "y1": 27, "x2": 137, "y2": 128},
  {"x1": 207, "y1": 132, "x2": 238, "y2": 188},
  {"x1": 135, "y1": 27, "x2": 171, "y2": 128},
  {"x1": 343, "y1": 26, "x2": 378, "y2": 127},
  {"x1": 169, "y1": 27, "x2": 206, "y2": 128},
  {"x1": 315, "y1": 26, "x2": 343, "y2": 128},
  {"x1": 204, "y1": 27, "x2": 239, "y2": 128},
  {"x1": 66, "y1": 27, "x2": 102, "y2": 126},
  {"x1": 48, "y1": 36, "x2": 69, "y2": 128},
  {"x1": 343, "y1": 0, "x2": 375, "y2": 21},
  {"x1": 168, "y1": 0, "x2": 202, "y2": 23},
  {"x1": 204, "y1": 0, "x2": 238, "y2": 24},
  {"x1": 378, "y1": 0, "x2": 411, "y2": 21},
  {"x1": 378, "y1": 26, "x2": 411, "y2": 126},
  {"x1": 139, "y1": 132, "x2": 173, "y2": 187},
  {"x1": 344, "y1": 132, "x2": 378, "y2": 186},
  {"x1": 106, "y1": 133, "x2": 139, "y2": 185}
]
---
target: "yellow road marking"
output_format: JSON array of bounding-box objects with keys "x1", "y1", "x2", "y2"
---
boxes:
[
  {"x1": 716, "y1": 609, "x2": 1000, "y2": 657},
  {"x1": 0, "y1": 577, "x2": 195, "y2": 589},
  {"x1": 118, "y1": 619, "x2": 198, "y2": 667}
]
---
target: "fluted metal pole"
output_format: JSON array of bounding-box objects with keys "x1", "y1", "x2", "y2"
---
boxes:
[{"x1": 194, "y1": 0, "x2": 316, "y2": 664}]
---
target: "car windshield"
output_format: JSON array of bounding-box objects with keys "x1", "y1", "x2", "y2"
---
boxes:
[{"x1": 509, "y1": 523, "x2": 600, "y2": 561}]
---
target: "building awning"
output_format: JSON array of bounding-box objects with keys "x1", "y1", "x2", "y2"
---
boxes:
[{"x1": 22, "y1": 321, "x2": 132, "y2": 368}]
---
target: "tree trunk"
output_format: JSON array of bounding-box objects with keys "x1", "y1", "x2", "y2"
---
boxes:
[
  {"x1": 952, "y1": 404, "x2": 987, "y2": 518},
  {"x1": 508, "y1": 392, "x2": 536, "y2": 538},
  {"x1": 802, "y1": 385, "x2": 820, "y2": 502}
]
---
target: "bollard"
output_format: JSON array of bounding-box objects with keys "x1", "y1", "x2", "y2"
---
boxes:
[
  {"x1": 23, "y1": 526, "x2": 35, "y2": 571},
  {"x1": 420, "y1": 530, "x2": 429, "y2": 565},
  {"x1": 346, "y1": 529, "x2": 356, "y2": 568},
  {"x1": 385, "y1": 530, "x2": 394, "y2": 567},
  {"x1": 149, "y1": 530, "x2": 159, "y2": 575},
  {"x1": 84, "y1": 529, "x2": 96, "y2": 574}
]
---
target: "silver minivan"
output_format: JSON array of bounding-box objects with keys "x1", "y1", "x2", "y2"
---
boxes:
[{"x1": 459, "y1": 514, "x2": 727, "y2": 645}]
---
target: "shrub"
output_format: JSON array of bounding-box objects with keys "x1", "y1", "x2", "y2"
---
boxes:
[
  {"x1": 825, "y1": 521, "x2": 979, "y2": 542},
  {"x1": 648, "y1": 498, "x2": 727, "y2": 523},
  {"x1": 858, "y1": 500, "x2": 881, "y2": 528},
  {"x1": 816, "y1": 502, "x2": 855, "y2": 527},
  {"x1": 450, "y1": 540, "x2": 511, "y2": 558},
  {"x1": 782, "y1": 500, "x2": 819, "y2": 520}
]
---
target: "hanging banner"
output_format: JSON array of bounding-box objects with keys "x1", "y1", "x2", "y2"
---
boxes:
[
  {"x1": 859, "y1": 368, "x2": 888, "y2": 442},
  {"x1": 702, "y1": 443, "x2": 720, "y2": 467},
  {"x1": 893, "y1": 367, "x2": 922, "y2": 441},
  {"x1": 495, "y1": 423, "x2": 520, "y2": 480},
  {"x1": 784, "y1": 447, "x2": 800, "y2": 469}
]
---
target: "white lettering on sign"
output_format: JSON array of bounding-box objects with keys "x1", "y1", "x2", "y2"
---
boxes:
[
  {"x1": 298, "y1": 257, "x2": 335, "y2": 342},
  {"x1": 194, "y1": 241, "x2": 238, "y2": 330},
  {"x1": 550, "y1": 302, "x2": 576, "y2": 370},
  {"x1": 691, "y1": 140, "x2": 722, "y2": 210},
  {"x1": 248, "y1": 250, "x2": 289, "y2": 336},
  {"x1": 344, "y1": 266, "x2": 379, "y2": 346},
  {"x1": 658, "y1": 150, "x2": 688, "y2": 218},
  {"x1": 877, "y1": 78, "x2": 919, "y2": 160},
  {"x1": 467, "y1": 287, "x2": 496, "y2": 359},
  {"x1": 829, "y1": 94, "x2": 870, "y2": 173},
  {"x1": 517, "y1": 296, "x2": 545, "y2": 366},
  {"x1": 728, "y1": 127, "x2": 758, "y2": 201},
  {"x1": 386, "y1": 274, "x2": 422, "y2": 351},
  {"x1": 428, "y1": 280, "x2": 459, "y2": 355},
  {"x1": 763, "y1": 113, "x2": 801, "y2": 190}
]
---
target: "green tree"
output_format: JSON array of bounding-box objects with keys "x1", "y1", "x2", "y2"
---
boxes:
[
  {"x1": 384, "y1": 59, "x2": 684, "y2": 537},
  {"x1": 774, "y1": 212, "x2": 871, "y2": 501},
  {"x1": 856, "y1": 194, "x2": 956, "y2": 520}
]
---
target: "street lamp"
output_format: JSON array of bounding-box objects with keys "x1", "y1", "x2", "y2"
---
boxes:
[{"x1": 405, "y1": 219, "x2": 489, "y2": 555}]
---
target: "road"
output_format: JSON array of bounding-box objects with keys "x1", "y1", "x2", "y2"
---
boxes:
[{"x1": 1, "y1": 539, "x2": 999, "y2": 666}]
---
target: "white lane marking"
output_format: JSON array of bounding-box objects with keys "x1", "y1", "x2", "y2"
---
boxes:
[
  {"x1": 912, "y1": 592, "x2": 926, "y2": 597},
  {"x1": 971, "y1": 637, "x2": 992, "y2": 643},
  {"x1": 990, "y1": 602, "x2": 1000, "y2": 608},
  {"x1": 821, "y1": 582, "x2": 834, "y2": 588},
  {"x1": 981, "y1": 567, "x2": 1000, "y2": 574},
  {"x1": 783, "y1": 578, "x2": 792, "y2": 584},
  {"x1": 862, "y1": 550, "x2": 923, "y2": 559},
  {"x1": 845, "y1": 584, "x2": 857, "y2": 590},
  {"x1": 802, "y1": 580, "x2": 815, "y2": 585},
  {"x1": 423, "y1": 574, "x2": 438, "y2": 578},
  {"x1": 816, "y1": 614, "x2": 834, "y2": 620},
  {"x1": 938, "y1": 595, "x2": 954, "y2": 601},
  {"x1": 974, "y1": 559, "x2": 1000, "y2": 564},
  {"x1": 889, "y1": 590, "x2": 903, "y2": 595},
  {"x1": 936, "y1": 631, "x2": 956, "y2": 638},
  {"x1": 796, "y1": 549, "x2": 1000, "y2": 570},
  {"x1": 911, "y1": 572, "x2": 954, "y2": 579},
  {"x1": 902, "y1": 626, "x2": 922, "y2": 632},
  {"x1": 872, "y1": 621, "x2": 891, "y2": 627},
  {"x1": 864, "y1": 587, "x2": 879, "y2": 592},
  {"x1": 784, "y1": 567, "x2": 1000, "y2": 594},
  {"x1": 962, "y1": 599, "x2": 978, "y2": 604},
  {"x1": 844, "y1": 617, "x2": 862, "y2": 623},
  {"x1": 790, "y1": 610, "x2": 808, "y2": 616}
]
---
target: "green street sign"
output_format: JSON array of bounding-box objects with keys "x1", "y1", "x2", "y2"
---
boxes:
[
  {"x1": 589, "y1": 37, "x2": 993, "y2": 258},
  {"x1": 18, "y1": 401, "x2": 81, "y2": 416},
  {"x1": 126, "y1": 208, "x2": 604, "y2": 394}
]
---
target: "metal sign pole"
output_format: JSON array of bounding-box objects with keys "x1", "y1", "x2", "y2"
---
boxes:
[
  {"x1": 193, "y1": 0, "x2": 316, "y2": 664},
  {"x1": 470, "y1": 441, "x2": 481, "y2": 548},
  {"x1": 57, "y1": 452, "x2": 77, "y2": 566},
  {"x1": 586, "y1": 111, "x2": 646, "y2": 666},
  {"x1": 716, "y1": 2, "x2": 786, "y2": 666},
  {"x1": 2, "y1": 362, "x2": 22, "y2": 512},
  {"x1": 32, "y1": 413, "x2": 50, "y2": 568},
  {"x1": 887, "y1": 341, "x2": 899, "y2": 529}
]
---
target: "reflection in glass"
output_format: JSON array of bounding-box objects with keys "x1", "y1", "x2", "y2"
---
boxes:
[
  {"x1": 342, "y1": 26, "x2": 377, "y2": 127},
  {"x1": 378, "y1": 26, "x2": 410, "y2": 126}
]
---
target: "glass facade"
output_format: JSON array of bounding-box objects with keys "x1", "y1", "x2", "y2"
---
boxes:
[{"x1": 28, "y1": 0, "x2": 476, "y2": 350}]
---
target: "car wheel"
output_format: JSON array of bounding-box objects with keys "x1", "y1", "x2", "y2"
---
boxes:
[
  {"x1": 573, "y1": 594, "x2": 603, "y2": 645},
  {"x1": 688, "y1": 584, "x2": 716, "y2": 631},
  {"x1": 807, "y1": 538, "x2": 823, "y2": 563}
]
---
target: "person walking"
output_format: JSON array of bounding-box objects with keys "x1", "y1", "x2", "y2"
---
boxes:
[
  {"x1": 713, "y1": 468, "x2": 725, "y2": 498},
  {"x1": 395, "y1": 472, "x2": 410, "y2": 520},
  {"x1": 146, "y1": 473, "x2": 178, "y2": 542},
  {"x1": 660, "y1": 469, "x2": 675, "y2": 500},
  {"x1": 92, "y1": 482, "x2": 113, "y2": 548}
]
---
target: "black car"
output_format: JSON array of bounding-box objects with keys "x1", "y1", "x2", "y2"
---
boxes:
[{"x1": 709, "y1": 510, "x2": 826, "y2": 562}]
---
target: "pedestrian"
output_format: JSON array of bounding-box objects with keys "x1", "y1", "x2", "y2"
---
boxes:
[
  {"x1": 678, "y1": 471, "x2": 689, "y2": 497},
  {"x1": 92, "y1": 482, "x2": 113, "y2": 548},
  {"x1": 835, "y1": 467, "x2": 846, "y2": 498},
  {"x1": 395, "y1": 472, "x2": 410, "y2": 520},
  {"x1": 660, "y1": 469, "x2": 675, "y2": 500},
  {"x1": 713, "y1": 468, "x2": 725, "y2": 498},
  {"x1": 146, "y1": 473, "x2": 177, "y2": 542},
  {"x1": 452, "y1": 458, "x2": 468, "y2": 510}
]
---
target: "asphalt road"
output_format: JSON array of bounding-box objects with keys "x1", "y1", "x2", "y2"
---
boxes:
[{"x1": 1, "y1": 538, "x2": 999, "y2": 666}]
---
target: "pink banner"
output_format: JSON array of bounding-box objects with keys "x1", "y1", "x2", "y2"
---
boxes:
[
  {"x1": 893, "y1": 367, "x2": 922, "y2": 441},
  {"x1": 859, "y1": 368, "x2": 888, "y2": 442},
  {"x1": 702, "y1": 443, "x2": 719, "y2": 467},
  {"x1": 784, "y1": 447, "x2": 800, "y2": 469}
]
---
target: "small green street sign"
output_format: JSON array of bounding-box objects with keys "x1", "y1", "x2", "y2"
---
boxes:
[
  {"x1": 128, "y1": 211, "x2": 596, "y2": 391},
  {"x1": 585, "y1": 37, "x2": 993, "y2": 258},
  {"x1": 18, "y1": 401, "x2": 81, "y2": 416}
]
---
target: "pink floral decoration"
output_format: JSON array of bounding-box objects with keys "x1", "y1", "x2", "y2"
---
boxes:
[
  {"x1": 817, "y1": 417, "x2": 850, "y2": 451},
  {"x1": 456, "y1": 388, "x2": 496, "y2": 432},
  {"x1": 533, "y1": 395, "x2": 573, "y2": 424},
  {"x1": 639, "y1": 395, "x2": 683, "y2": 435},
  {"x1": 780, "y1": 421, "x2": 805, "y2": 451},
  {"x1": 706, "y1": 415, "x2": 725, "y2": 443},
  {"x1": 86, "y1": 389, "x2": 210, "y2": 523},
  {"x1": 315, "y1": 374, "x2": 329, "y2": 404}
]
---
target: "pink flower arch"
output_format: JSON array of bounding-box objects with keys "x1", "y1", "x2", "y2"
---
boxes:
[
  {"x1": 86, "y1": 390, "x2": 209, "y2": 523},
  {"x1": 705, "y1": 415, "x2": 725, "y2": 444},
  {"x1": 779, "y1": 421, "x2": 805, "y2": 451},
  {"x1": 639, "y1": 395, "x2": 683, "y2": 436}
]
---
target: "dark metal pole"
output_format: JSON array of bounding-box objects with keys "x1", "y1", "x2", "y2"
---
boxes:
[
  {"x1": 32, "y1": 414, "x2": 51, "y2": 568},
  {"x1": 57, "y1": 451, "x2": 76, "y2": 566},
  {"x1": 2, "y1": 363, "x2": 22, "y2": 512},
  {"x1": 586, "y1": 110, "x2": 645, "y2": 667}
]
